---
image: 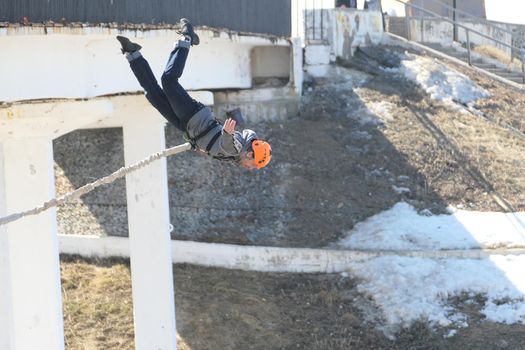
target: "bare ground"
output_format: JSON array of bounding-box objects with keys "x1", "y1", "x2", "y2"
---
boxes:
[
  {"x1": 254, "y1": 45, "x2": 525, "y2": 247},
  {"x1": 56, "y1": 45, "x2": 525, "y2": 348},
  {"x1": 61, "y1": 257, "x2": 525, "y2": 350},
  {"x1": 54, "y1": 45, "x2": 525, "y2": 247}
]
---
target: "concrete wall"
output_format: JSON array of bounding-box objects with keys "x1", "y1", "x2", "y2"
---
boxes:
[
  {"x1": 299, "y1": 8, "x2": 383, "y2": 77},
  {"x1": 213, "y1": 86, "x2": 299, "y2": 123},
  {"x1": 330, "y1": 9, "x2": 384, "y2": 60},
  {"x1": 387, "y1": 16, "x2": 525, "y2": 59},
  {"x1": 251, "y1": 46, "x2": 291, "y2": 79},
  {"x1": 0, "y1": 26, "x2": 290, "y2": 102},
  {"x1": 407, "y1": 0, "x2": 486, "y2": 19},
  {"x1": 493, "y1": 22, "x2": 525, "y2": 60},
  {"x1": 405, "y1": 17, "x2": 454, "y2": 44},
  {"x1": 404, "y1": 17, "x2": 513, "y2": 53}
]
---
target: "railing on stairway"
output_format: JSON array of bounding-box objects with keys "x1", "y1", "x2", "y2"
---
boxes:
[
  {"x1": 294, "y1": 0, "x2": 330, "y2": 43},
  {"x1": 392, "y1": 0, "x2": 525, "y2": 84},
  {"x1": 304, "y1": 0, "x2": 324, "y2": 41},
  {"x1": 417, "y1": 0, "x2": 516, "y2": 45},
  {"x1": 421, "y1": 0, "x2": 513, "y2": 34}
]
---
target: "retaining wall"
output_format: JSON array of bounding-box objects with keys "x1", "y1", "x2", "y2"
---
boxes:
[
  {"x1": 386, "y1": 16, "x2": 525, "y2": 58},
  {"x1": 58, "y1": 235, "x2": 525, "y2": 273}
]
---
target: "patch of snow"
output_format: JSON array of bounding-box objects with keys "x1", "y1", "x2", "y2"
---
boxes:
[
  {"x1": 444, "y1": 329, "x2": 457, "y2": 338},
  {"x1": 348, "y1": 255, "x2": 525, "y2": 327},
  {"x1": 350, "y1": 104, "x2": 387, "y2": 126},
  {"x1": 419, "y1": 209, "x2": 433, "y2": 216},
  {"x1": 389, "y1": 54, "x2": 490, "y2": 107},
  {"x1": 337, "y1": 202, "x2": 525, "y2": 251},
  {"x1": 392, "y1": 185, "x2": 411, "y2": 194},
  {"x1": 366, "y1": 101, "x2": 396, "y2": 123},
  {"x1": 338, "y1": 202, "x2": 525, "y2": 330}
]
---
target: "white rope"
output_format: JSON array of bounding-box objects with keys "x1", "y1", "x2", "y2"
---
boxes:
[{"x1": 0, "y1": 142, "x2": 192, "y2": 227}]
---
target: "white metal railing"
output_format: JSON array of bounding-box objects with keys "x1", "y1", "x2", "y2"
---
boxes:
[
  {"x1": 394, "y1": 0, "x2": 525, "y2": 84},
  {"x1": 421, "y1": 0, "x2": 514, "y2": 37},
  {"x1": 293, "y1": 0, "x2": 331, "y2": 42}
]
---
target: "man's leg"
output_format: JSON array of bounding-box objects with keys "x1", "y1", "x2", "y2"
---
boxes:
[
  {"x1": 126, "y1": 51, "x2": 185, "y2": 132},
  {"x1": 117, "y1": 35, "x2": 185, "y2": 131},
  {"x1": 160, "y1": 40, "x2": 203, "y2": 127}
]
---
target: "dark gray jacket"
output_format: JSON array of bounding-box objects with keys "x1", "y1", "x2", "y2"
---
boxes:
[{"x1": 186, "y1": 107, "x2": 258, "y2": 160}]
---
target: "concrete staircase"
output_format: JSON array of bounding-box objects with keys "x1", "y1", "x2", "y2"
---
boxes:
[{"x1": 422, "y1": 42, "x2": 524, "y2": 84}]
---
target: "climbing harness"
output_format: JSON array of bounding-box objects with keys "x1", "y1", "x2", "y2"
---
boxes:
[{"x1": 184, "y1": 119, "x2": 222, "y2": 153}]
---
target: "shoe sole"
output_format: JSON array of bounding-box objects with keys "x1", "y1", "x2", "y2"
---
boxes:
[{"x1": 179, "y1": 19, "x2": 200, "y2": 45}]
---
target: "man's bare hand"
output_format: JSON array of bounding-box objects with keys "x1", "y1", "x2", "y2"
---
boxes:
[{"x1": 223, "y1": 118, "x2": 236, "y2": 134}]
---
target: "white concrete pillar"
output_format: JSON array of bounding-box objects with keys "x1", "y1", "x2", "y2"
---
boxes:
[
  {"x1": 291, "y1": 37, "x2": 304, "y2": 96},
  {"x1": 123, "y1": 118, "x2": 177, "y2": 350},
  {"x1": 0, "y1": 138, "x2": 64, "y2": 350}
]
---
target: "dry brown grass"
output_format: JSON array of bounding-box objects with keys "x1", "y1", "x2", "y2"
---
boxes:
[
  {"x1": 473, "y1": 45, "x2": 523, "y2": 71},
  {"x1": 61, "y1": 257, "x2": 134, "y2": 350},
  {"x1": 61, "y1": 258, "x2": 525, "y2": 350}
]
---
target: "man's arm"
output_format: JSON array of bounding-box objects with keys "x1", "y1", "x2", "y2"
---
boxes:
[
  {"x1": 223, "y1": 118, "x2": 236, "y2": 134},
  {"x1": 216, "y1": 118, "x2": 242, "y2": 156}
]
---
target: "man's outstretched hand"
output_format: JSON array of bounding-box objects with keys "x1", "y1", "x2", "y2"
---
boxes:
[{"x1": 223, "y1": 118, "x2": 236, "y2": 134}]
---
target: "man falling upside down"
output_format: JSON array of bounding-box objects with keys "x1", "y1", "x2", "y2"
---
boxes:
[{"x1": 116, "y1": 18, "x2": 272, "y2": 169}]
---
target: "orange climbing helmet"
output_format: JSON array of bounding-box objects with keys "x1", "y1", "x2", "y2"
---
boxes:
[{"x1": 252, "y1": 140, "x2": 272, "y2": 169}]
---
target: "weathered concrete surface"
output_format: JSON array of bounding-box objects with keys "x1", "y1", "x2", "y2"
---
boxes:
[
  {"x1": 386, "y1": 16, "x2": 525, "y2": 59},
  {"x1": 213, "y1": 86, "x2": 299, "y2": 123},
  {"x1": 53, "y1": 122, "x2": 290, "y2": 243},
  {"x1": 0, "y1": 26, "x2": 290, "y2": 102},
  {"x1": 59, "y1": 235, "x2": 525, "y2": 273},
  {"x1": 330, "y1": 9, "x2": 384, "y2": 59}
]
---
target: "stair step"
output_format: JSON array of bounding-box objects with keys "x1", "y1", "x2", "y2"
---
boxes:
[
  {"x1": 504, "y1": 77, "x2": 524, "y2": 83},
  {"x1": 493, "y1": 73, "x2": 523, "y2": 82},
  {"x1": 421, "y1": 42, "x2": 445, "y2": 49},
  {"x1": 449, "y1": 52, "x2": 469, "y2": 57},
  {"x1": 498, "y1": 72, "x2": 523, "y2": 77},
  {"x1": 440, "y1": 49, "x2": 459, "y2": 54},
  {"x1": 475, "y1": 63, "x2": 497, "y2": 69},
  {"x1": 484, "y1": 67, "x2": 508, "y2": 73},
  {"x1": 418, "y1": 42, "x2": 524, "y2": 83}
]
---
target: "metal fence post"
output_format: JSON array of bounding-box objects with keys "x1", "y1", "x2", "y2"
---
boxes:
[
  {"x1": 405, "y1": 4, "x2": 411, "y2": 41},
  {"x1": 304, "y1": 1, "x2": 308, "y2": 42},
  {"x1": 522, "y1": 52, "x2": 525, "y2": 84},
  {"x1": 466, "y1": 29, "x2": 471, "y2": 65},
  {"x1": 421, "y1": 17, "x2": 425, "y2": 42},
  {"x1": 453, "y1": 0, "x2": 458, "y2": 42},
  {"x1": 321, "y1": 6, "x2": 324, "y2": 41},
  {"x1": 313, "y1": 0, "x2": 316, "y2": 40}
]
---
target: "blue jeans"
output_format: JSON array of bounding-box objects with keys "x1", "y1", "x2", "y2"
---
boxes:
[{"x1": 129, "y1": 43, "x2": 202, "y2": 132}]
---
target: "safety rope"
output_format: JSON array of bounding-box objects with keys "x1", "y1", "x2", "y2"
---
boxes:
[{"x1": 0, "y1": 142, "x2": 192, "y2": 227}]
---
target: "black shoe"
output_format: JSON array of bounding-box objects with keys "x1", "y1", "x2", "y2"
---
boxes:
[
  {"x1": 178, "y1": 18, "x2": 200, "y2": 46},
  {"x1": 116, "y1": 35, "x2": 142, "y2": 54}
]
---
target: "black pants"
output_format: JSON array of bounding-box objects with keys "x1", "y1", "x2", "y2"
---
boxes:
[{"x1": 128, "y1": 43, "x2": 202, "y2": 132}]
